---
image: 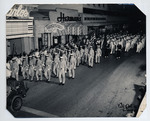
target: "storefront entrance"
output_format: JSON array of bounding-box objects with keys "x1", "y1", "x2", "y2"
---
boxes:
[{"x1": 53, "y1": 36, "x2": 61, "y2": 47}]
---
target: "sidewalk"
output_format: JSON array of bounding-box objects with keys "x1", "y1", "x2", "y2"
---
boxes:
[{"x1": 136, "y1": 94, "x2": 146, "y2": 117}]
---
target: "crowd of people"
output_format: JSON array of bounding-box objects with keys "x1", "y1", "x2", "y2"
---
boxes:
[{"x1": 6, "y1": 30, "x2": 146, "y2": 86}]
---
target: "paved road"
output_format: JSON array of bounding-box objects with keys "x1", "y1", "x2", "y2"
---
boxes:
[{"x1": 10, "y1": 49, "x2": 146, "y2": 117}]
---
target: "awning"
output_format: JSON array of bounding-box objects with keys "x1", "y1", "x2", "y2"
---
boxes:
[{"x1": 45, "y1": 23, "x2": 87, "y2": 36}]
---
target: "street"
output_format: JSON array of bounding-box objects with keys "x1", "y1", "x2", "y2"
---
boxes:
[{"x1": 10, "y1": 49, "x2": 146, "y2": 117}]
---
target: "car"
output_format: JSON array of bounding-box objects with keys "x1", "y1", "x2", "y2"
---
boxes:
[{"x1": 7, "y1": 78, "x2": 28, "y2": 112}]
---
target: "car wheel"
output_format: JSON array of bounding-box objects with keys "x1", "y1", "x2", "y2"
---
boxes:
[{"x1": 11, "y1": 96, "x2": 22, "y2": 112}]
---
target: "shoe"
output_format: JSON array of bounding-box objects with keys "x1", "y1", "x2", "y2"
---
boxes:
[
  {"x1": 59, "y1": 83, "x2": 62, "y2": 85},
  {"x1": 62, "y1": 83, "x2": 65, "y2": 85}
]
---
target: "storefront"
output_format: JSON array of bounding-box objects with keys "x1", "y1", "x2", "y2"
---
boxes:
[
  {"x1": 6, "y1": 5, "x2": 34, "y2": 56},
  {"x1": 32, "y1": 8, "x2": 88, "y2": 50}
]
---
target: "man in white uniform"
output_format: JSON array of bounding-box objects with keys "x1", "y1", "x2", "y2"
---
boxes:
[
  {"x1": 88, "y1": 46, "x2": 94, "y2": 67},
  {"x1": 58, "y1": 57, "x2": 66, "y2": 85},
  {"x1": 95, "y1": 45, "x2": 102, "y2": 63}
]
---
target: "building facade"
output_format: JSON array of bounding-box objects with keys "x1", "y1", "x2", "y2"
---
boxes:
[
  {"x1": 7, "y1": 4, "x2": 142, "y2": 52},
  {"x1": 6, "y1": 5, "x2": 34, "y2": 56},
  {"x1": 31, "y1": 7, "x2": 87, "y2": 50}
]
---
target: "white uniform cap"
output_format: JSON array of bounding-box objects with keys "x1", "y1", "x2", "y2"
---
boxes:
[{"x1": 12, "y1": 57, "x2": 17, "y2": 61}]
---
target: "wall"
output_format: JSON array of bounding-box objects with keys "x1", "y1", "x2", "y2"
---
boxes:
[
  {"x1": 81, "y1": 13, "x2": 107, "y2": 23},
  {"x1": 23, "y1": 37, "x2": 34, "y2": 54},
  {"x1": 83, "y1": 4, "x2": 108, "y2": 11},
  {"x1": 9, "y1": 38, "x2": 23, "y2": 55},
  {"x1": 38, "y1": 4, "x2": 83, "y2": 13},
  {"x1": 34, "y1": 19, "x2": 51, "y2": 49},
  {"x1": 49, "y1": 8, "x2": 81, "y2": 23}
]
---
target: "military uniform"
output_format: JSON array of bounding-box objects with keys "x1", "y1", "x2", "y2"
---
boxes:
[
  {"x1": 6, "y1": 61, "x2": 11, "y2": 78},
  {"x1": 29, "y1": 56, "x2": 34, "y2": 81},
  {"x1": 11, "y1": 58, "x2": 19, "y2": 81},
  {"x1": 35, "y1": 57, "x2": 43, "y2": 81},
  {"x1": 125, "y1": 40, "x2": 131, "y2": 52},
  {"x1": 32, "y1": 55, "x2": 37, "y2": 66},
  {"x1": 72, "y1": 51, "x2": 77, "y2": 69},
  {"x1": 53, "y1": 53, "x2": 60, "y2": 77},
  {"x1": 88, "y1": 46, "x2": 94, "y2": 67},
  {"x1": 68, "y1": 54, "x2": 76, "y2": 79},
  {"x1": 80, "y1": 46, "x2": 84, "y2": 64},
  {"x1": 75, "y1": 48, "x2": 80, "y2": 66},
  {"x1": 84, "y1": 46, "x2": 88, "y2": 64},
  {"x1": 95, "y1": 46, "x2": 102, "y2": 63},
  {"x1": 58, "y1": 57, "x2": 66, "y2": 85},
  {"x1": 62, "y1": 53, "x2": 68, "y2": 73},
  {"x1": 21, "y1": 58, "x2": 29, "y2": 79},
  {"x1": 44, "y1": 56, "x2": 53, "y2": 82},
  {"x1": 110, "y1": 41, "x2": 115, "y2": 54},
  {"x1": 41, "y1": 53, "x2": 45, "y2": 65}
]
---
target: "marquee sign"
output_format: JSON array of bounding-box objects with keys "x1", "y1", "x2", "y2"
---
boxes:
[
  {"x1": 7, "y1": 5, "x2": 29, "y2": 18},
  {"x1": 45, "y1": 23, "x2": 65, "y2": 33}
]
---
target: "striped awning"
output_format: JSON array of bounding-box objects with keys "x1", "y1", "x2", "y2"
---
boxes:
[{"x1": 45, "y1": 23, "x2": 86, "y2": 36}]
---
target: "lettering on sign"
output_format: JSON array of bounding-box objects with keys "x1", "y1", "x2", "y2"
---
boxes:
[
  {"x1": 57, "y1": 12, "x2": 81, "y2": 22},
  {"x1": 7, "y1": 5, "x2": 29, "y2": 18}
]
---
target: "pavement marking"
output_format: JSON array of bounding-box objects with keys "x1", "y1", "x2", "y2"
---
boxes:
[{"x1": 21, "y1": 106, "x2": 58, "y2": 117}]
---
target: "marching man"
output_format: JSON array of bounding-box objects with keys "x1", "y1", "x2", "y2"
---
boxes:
[
  {"x1": 80, "y1": 46, "x2": 84, "y2": 64},
  {"x1": 35, "y1": 56, "x2": 43, "y2": 81},
  {"x1": 62, "y1": 51, "x2": 68, "y2": 73},
  {"x1": 110, "y1": 41, "x2": 115, "y2": 54},
  {"x1": 29, "y1": 55, "x2": 35, "y2": 81},
  {"x1": 88, "y1": 46, "x2": 94, "y2": 67},
  {"x1": 11, "y1": 57, "x2": 19, "y2": 81},
  {"x1": 84, "y1": 45, "x2": 89, "y2": 64},
  {"x1": 21, "y1": 57, "x2": 29, "y2": 80},
  {"x1": 44, "y1": 55, "x2": 53, "y2": 82},
  {"x1": 53, "y1": 53, "x2": 60, "y2": 77},
  {"x1": 95, "y1": 45, "x2": 102, "y2": 63},
  {"x1": 68, "y1": 54, "x2": 76, "y2": 79},
  {"x1": 75, "y1": 47, "x2": 80, "y2": 66},
  {"x1": 125, "y1": 40, "x2": 131, "y2": 52},
  {"x1": 58, "y1": 56, "x2": 66, "y2": 85}
]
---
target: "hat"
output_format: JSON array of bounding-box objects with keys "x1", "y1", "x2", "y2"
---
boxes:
[
  {"x1": 36, "y1": 55, "x2": 40, "y2": 58},
  {"x1": 29, "y1": 55, "x2": 32, "y2": 58},
  {"x1": 60, "y1": 56, "x2": 63, "y2": 59},
  {"x1": 12, "y1": 57, "x2": 17, "y2": 61},
  {"x1": 22, "y1": 56, "x2": 26, "y2": 59},
  {"x1": 45, "y1": 54, "x2": 49, "y2": 57}
]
